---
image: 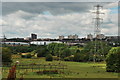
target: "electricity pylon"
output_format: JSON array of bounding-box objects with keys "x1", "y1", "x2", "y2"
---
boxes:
[{"x1": 92, "y1": 4, "x2": 104, "y2": 62}]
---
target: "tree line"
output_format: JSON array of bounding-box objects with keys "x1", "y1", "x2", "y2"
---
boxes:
[{"x1": 1, "y1": 41, "x2": 120, "y2": 72}]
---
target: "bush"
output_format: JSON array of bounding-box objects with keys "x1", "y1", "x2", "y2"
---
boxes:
[
  {"x1": 83, "y1": 54, "x2": 89, "y2": 62},
  {"x1": 36, "y1": 47, "x2": 49, "y2": 57},
  {"x1": 106, "y1": 47, "x2": 120, "y2": 73},
  {"x1": 73, "y1": 53, "x2": 81, "y2": 62},
  {"x1": 61, "y1": 48, "x2": 71, "y2": 59},
  {"x1": 95, "y1": 55, "x2": 104, "y2": 62},
  {"x1": 2, "y1": 47, "x2": 12, "y2": 63},
  {"x1": 46, "y1": 54, "x2": 53, "y2": 61}
]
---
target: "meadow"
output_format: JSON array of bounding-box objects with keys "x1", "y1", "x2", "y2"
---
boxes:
[{"x1": 2, "y1": 54, "x2": 118, "y2": 78}]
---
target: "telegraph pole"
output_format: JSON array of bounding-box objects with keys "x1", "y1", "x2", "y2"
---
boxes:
[{"x1": 92, "y1": 4, "x2": 104, "y2": 62}]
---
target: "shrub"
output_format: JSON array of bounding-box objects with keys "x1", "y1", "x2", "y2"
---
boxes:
[
  {"x1": 2, "y1": 47, "x2": 12, "y2": 63},
  {"x1": 46, "y1": 54, "x2": 53, "y2": 61},
  {"x1": 95, "y1": 55, "x2": 104, "y2": 62},
  {"x1": 106, "y1": 47, "x2": 120, "y2": 73},
  {"x1": 73, "y1": 53, "x2": 81, "y2": 62},
  {"x1": 61, "y1": 48, "x2": 71, "y2": 59},
  {"x1": 36, "y1": 47, "x2": 49, "y2": 57}
]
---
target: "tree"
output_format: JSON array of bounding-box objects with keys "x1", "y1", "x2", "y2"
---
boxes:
[
  {"x1": 47, "y1": 43, "x2": 67, "y2": 56},
  {"x1": 7, "y1": 45, "x2": 37, "y2": 53},
  {"x1": 83, "y1": 41, "x2": 111, "y2": 62},
  {"x1": 46, "y1": 54, "x2": 53, "y2": 61},
  {"x1": 36, "y1": 46, "x2": 49, "y2": 57},
  {"x1": 73, "y1": 49, "x2": 89, "y2": 62},
  {"x1": 69, "y1": 46, "x2": 78, "y2": 55},
  {"x1": 61, "y1": 48, "x2": 71, "y2": 59},
  {"x1": 106, "y1": 47, "x2": 120, "y2": 73},
  {"x1": 76, "y1": 49, "x2": 80, "y2": 53},
  {"x1": 2, "y1": 47, "x2": 12, "y2": 63},
  {"x1": 73, "y1": 53, "x2": 81, "y2": 62},
  {"x1": 47, "y1": 43, "x2": 56, "y2": 55}
]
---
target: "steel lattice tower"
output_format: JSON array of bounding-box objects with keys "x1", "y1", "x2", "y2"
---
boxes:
[
  {"x1": 93, "y1": 4, "x2": 104, "y2": 36},
  {"x1": 92, "y1": 4, "x2": 104, "y2": 62}
]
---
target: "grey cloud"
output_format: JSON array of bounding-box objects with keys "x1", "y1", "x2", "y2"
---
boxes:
[
  {"x1": 2, "y1": 2, "x2": 111, "y2": 16},
  {"x1": 1, "y1": 2, "x2": 118, "y2": 38},
  {"x1": 2, "y1": 0, "x2": 120, "y2": 2}
]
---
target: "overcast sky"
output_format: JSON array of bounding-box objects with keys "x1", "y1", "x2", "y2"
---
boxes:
[{"x1": 0, "y1": 2, "x2": 119, "y2": 38}]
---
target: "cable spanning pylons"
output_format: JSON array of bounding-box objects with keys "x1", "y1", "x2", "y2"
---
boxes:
[{"x1": 92, "y1": 4, "x2": 104, "y2": 62}]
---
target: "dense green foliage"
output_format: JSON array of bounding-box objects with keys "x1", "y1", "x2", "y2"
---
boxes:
[
  {"x1": 61, "y1": 48, "x2": 71, "y2": 59},
  {"x1": 73, "y1": 50, "x2": 85, "y2": 62},
  {"x1": 4, "y1": 41, "x2": 112, "y2": 62},
  {"x1": 81, "y1": 41, "x2": 111, "y2": 62},
  {"x1": 46, "y1": 54, "x2": 53, "y2": 61},
  {"x1": 84, "y1": 41, "x2": 111, "y2": 56},
  {"x1": 106, "y1": 47, "x2": 120, "y2": 73},
  {"x1": 64, "y1": 56, "x2": 74, "y2": 61},
  {"x1": 47, "y1": 43, "x2": 74, "y2": 60},
  {"x1": 1, "y1": 47, "x2": 12, "y2": 62},
  {"x1": 69, "y1": 46, "x2": 79, "y2": 54},
  {"x1": 7, "y1": 45, "x2": 37, "y2": 53},
  {"x1": 36, "y1": 46, "x2": 49, "y2": 57},
  {"x1": 73, "y1": 53, "x2": 81, "y2": 62},
  {"x1": 47, "y1": 43, "x2": 67, "y2": 56}
]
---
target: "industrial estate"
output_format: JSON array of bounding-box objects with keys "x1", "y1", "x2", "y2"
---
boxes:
[{"x1": 1, "y1": 33, "x2": 119, "y2": 46}]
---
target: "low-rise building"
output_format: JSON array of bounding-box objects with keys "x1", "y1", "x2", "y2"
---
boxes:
[
  {"x1": 87, "y1": 34, "x2": 93, "y2": 39},
  {"x1": 96, "y1": 34, "x2": 105, "y2": 39},
  {"x1": 68, "y1": 35, "x2": 73, "y2": 39},
  {"x1": 59, "y1": 35, "x2": 64, "y2": 40},
  {"x1": 73, "y1": 34, "x2": 78, "y2": 39},
  {"x1": 68, "y1": 34, "x2": 78, "y2": 39}
]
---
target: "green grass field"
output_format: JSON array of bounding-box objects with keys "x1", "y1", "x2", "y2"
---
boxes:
[{"x1": 2, "y1": 55, "x2": 118, "y2": 78}]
